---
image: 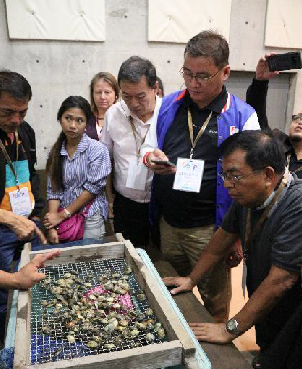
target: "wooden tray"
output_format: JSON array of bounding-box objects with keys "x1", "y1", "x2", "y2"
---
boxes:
[{"x1": 14, "y1": 236, "x2": 199, "y2": 369}]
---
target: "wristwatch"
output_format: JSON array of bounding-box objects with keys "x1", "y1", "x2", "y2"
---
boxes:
[
  {"x1": 63, "y1": 208, "x2": 71, "y2": 219},
  {"x1": 226, "y1": 318, "x2": 240, "y2": 336}
]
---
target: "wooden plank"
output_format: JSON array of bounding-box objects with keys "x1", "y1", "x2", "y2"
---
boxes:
[
  {"x1": 29, "y1": 242, "x2": 125, "y2": 264},
  {"x1": 123, "y1": 239, "x2": 196, "y2": 358},
  {"x1": 23, "y1": 340, "x2": 183, "y2": 369},
  {"x1": 14, "y1": 243, "x2": 31, "y2": 369},
  {"x1": 154, "y1": 259, "x2": 253, "y2": 369}
]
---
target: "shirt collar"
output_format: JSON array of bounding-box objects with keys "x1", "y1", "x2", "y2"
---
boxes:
[
  {"x1": 184, "y1": 85, "x2": 227, "y2": 114},
  {"x1": 60, "y1": 133, "x2": 89, "y2": 156},
  {"x1": 256, "y1": 172, "x2": 291, "y2": 210},
  {"x1": 119, "y1": 95, "x2": 162, "y2": 125}
]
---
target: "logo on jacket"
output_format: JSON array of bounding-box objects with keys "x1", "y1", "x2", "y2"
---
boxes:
[{"x1": 230, "y1": 126, "x2": 239, "y2": 135}]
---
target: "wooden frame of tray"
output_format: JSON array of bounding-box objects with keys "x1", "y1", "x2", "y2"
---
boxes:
[{"x1": 13, "y1": 235, "x2": 199, "y2": 369}]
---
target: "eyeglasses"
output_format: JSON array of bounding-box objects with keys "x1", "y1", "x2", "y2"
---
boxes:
[
  {"x1": 220, "y1": 169, "x2": 262, "y2": 184},
  {"x1": 179, "y1": 67, "x2": 221, "y2": 84},
  {"x1": 292, "y1": 114, "x2": 302, "y2": 123}
]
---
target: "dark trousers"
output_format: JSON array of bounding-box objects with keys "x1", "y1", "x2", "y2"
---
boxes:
[
  {"x1": 113, "y1": 192, "x2": 150, "y2": 248},
  {"x1": 0, "y1": 221, "x2": 41, "y2": 342},
  {"x1": 261, "y1": 301, "x2": 302, "y2": 369}
]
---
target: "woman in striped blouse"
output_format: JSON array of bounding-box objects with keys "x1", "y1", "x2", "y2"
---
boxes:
[{"x1": 44, "y1": 96, "x2": 111, "y2": 244}]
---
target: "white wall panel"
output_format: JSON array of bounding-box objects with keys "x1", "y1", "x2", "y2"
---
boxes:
[
  {"x1": 265, "y1": 0, "x2": 302, "y2": 48},
  {"x1": 5, "y1": 0, "x2": 105, "y2": 41},
  {"x1": 148, "y1": 0, "x2": 231, "y2": 43}
]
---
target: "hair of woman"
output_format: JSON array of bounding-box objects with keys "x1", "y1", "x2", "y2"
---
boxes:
[{"x1": 46, "y1": 96, "x2": 92, "y2": 191}]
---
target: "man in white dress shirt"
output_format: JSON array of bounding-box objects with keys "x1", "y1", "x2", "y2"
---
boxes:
[{"x1": 102, "y1": 56, "x2": 162, "y2": 247}]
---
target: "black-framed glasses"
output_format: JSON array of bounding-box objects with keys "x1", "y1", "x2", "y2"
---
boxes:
[
  {"x1": 292, "y1": 114, "x2": 302, "y2": 123},
  {"x1": 219, "y1": 169, "x2": 262, "y2": 184},
  {"x1": 179, "y1": 67, "x2": 221, "y2": 84}
]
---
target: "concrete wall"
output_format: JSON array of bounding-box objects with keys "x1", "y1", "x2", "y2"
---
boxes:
[{"x1": 0, "y1": 0, "x2": 302, "y2": 169}]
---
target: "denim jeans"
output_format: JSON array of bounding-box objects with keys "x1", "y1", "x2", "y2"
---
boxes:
[
  {"x1": 0, "y1": 220, "x2": 41, "y2": 341},
  {"x1": 83, "y1": 212, "x2": 105, "y2": 241}
]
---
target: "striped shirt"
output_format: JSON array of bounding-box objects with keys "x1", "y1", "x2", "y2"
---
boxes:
[{"x1": 47, "y1": 134, "x2": 111, "y2": 219}]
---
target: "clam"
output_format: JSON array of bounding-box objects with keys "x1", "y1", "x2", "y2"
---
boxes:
[
  {"x1": 145, "y1": 308, "x2": 153, "y2": 316},
  {"x1": 67, "y1": 335, "x2": 76, "y2": 343},
  {"x1": 157, "y1": 328, "x2": 166, "y2": 338},
  {"x1": 154, "y1": 322, "x2": 162, "y2": 332},
  {"x1": 136, "y1": 322, "x2": 147, "y2": 331},
  {"x1": 87, "y1": 340, "x2": 98, "y2": 349},
  {"x1": 104, "y1": 343, "x2": 116, "y2": 350},
  {"x1": 130, "y1": 328, "x2": 139, "y2": 337},
  {"x1": 93, "y1": 335, "x2": 102, "y2": 342},
  {"x1": 104, "y1": 321, "x2": 118, "y2": 333},
  {"x1": 41, "y1": 300, "x2": 48, "y2": 307},
  {"x1": 145, "y1": 333, "x2": 155, "y2": 342},
  {"x1": 137, "y1": 293, "x2": 146, "y2": 302},
  {"x1": 119, "y1": 319, "x2": 129, "y2": 327},
  {"x1": 42, "y1": 325, "x2": 51, "y2": 335},
  {"x1": 103, "y1": 281, "x2": 114, "y2": 290}
]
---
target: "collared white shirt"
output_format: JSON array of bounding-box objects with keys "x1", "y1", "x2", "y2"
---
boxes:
[{"x1": 102, "y1": 96, "x2": 162, "y2": 203}]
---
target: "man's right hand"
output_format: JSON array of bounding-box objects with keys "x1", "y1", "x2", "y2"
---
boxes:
[
  {"x1": 256, "y1": 53, "x2": 280, "y2": 80},
  {"x1": 13, "y1": 249, "x2": 61, "y2": 289},
  {"x1": 5, "y1": 211, "x2": 47, "y2": 244},
  {"x1": 163, "y1": 276, "x2": 195, "y2": 295},
  {"x1": 147, "y1": 149, "x2": 176, "y2": 175}
]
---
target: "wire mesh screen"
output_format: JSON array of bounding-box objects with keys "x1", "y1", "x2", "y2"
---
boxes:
[{"x1": 30, "y1": 258, "x2": 166, "y2": 365}]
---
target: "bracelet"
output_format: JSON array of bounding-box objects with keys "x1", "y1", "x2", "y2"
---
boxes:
[
  {"x1": 63, "y1": 208, "x2": 71, "y2": 219},
  {"x1": 143, "y1": 152, "x2": 152, "y2": 167}
]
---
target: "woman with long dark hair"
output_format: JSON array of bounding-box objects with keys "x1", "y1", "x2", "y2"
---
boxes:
[{"x1": 44, "y1": 96, "x2": 111, "y2": 243}]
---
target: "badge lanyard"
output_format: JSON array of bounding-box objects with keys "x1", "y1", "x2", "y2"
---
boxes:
[
  {"x1": 286, "y1": 153, "x2": 302, "y2": 174},
  {"x1": 129, "y1": 116, "x2": 149, "y2": 160},
  {"x1": 187, "y1": 109, "x2": 212, "y2": 159},
  {"x1": 0, "y1": 131, "x2": 20, "y2": 187},
  {"x1": 244, "y1": 169, "x2": 289, "y2": 259}
]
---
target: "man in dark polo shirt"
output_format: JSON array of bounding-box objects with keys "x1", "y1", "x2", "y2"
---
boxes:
[
  {"x1": 164, "y1": 130, "x2": 302, "y2": 369},
  {"x1": 142, "y1": 30, "x2": 259, "y2": 322}
]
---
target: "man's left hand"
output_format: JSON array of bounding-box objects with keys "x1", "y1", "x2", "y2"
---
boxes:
[{"x1": 189, "y1": 322, "x2": 235, "y2": 343}]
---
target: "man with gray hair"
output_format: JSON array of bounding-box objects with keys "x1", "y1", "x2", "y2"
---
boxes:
[
  {"x1": 142, "y1": 30, "x2": 260, "y2": 322},
  {"x1": 102, "y1": 56, "x2": 161, "y2": 247}
]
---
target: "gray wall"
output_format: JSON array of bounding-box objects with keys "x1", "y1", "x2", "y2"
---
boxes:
[{"x1": 0, "y1": 0, "x2": 301, "y2": 169}]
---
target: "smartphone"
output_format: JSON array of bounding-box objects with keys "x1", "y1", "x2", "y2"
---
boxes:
[
  {"x1": 151, "y1": 159, "x2": 176, "y2": 167},
  {"x1": 268, "y1": 52, "x2": 302, "y2": 72}
]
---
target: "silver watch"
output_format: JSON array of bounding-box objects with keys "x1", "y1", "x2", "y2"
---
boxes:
[{"x1": 226, "y1": 318, "x2": 240, "y2": 336}]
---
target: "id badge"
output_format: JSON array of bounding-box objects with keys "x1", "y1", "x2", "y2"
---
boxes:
[
  {"x1": 126, "y1": 159, "x2": 148, "y2": 191},
  {"x1": 173, "y1": 158, "x2": 204, "y2": 193},
  {"x1": 9, "y1": 187, "x2": 32, "y2": 216}
]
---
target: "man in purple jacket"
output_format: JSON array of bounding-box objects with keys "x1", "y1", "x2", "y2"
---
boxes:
[{"x1": 142, "y1": 30, "x2": 259, "y2": 323}]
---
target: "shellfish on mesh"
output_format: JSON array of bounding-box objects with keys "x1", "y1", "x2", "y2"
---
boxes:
[{"x1": 37, "y1": 264, "x2": 166, "y2": 354}]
